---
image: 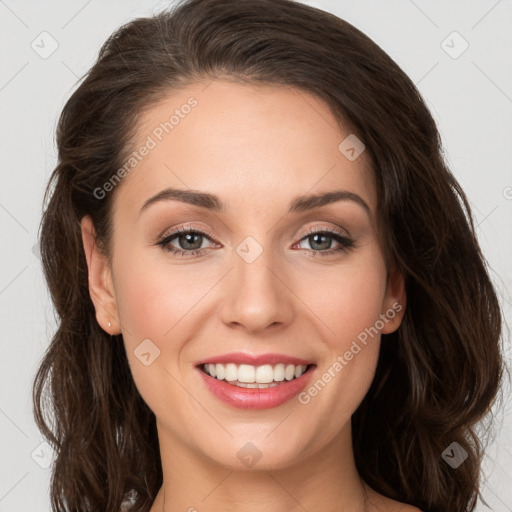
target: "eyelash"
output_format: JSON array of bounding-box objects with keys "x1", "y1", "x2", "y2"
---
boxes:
[{"x1": 156, "y1": 225, "x2": 355, "y2": 258}]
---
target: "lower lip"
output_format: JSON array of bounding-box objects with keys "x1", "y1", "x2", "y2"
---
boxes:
[{"x1": 197, "y1": 366, "x2": 315, "y2": 410}]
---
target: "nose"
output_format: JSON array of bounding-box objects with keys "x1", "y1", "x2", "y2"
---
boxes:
[{"x1": 219, "y1": 242, "x2": 295, "y2": 334}]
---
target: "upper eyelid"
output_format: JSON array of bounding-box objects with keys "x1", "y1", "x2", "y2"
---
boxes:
[
  {"x1": 160, "y1": 225, "x2": 216, "y2": 243},
  {"x1": 301, "y1": 225, "x2": 352, "y2": 239}
]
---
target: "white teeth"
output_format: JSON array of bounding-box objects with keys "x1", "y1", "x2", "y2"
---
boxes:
[
  {"x1": 285, "y1": 364, "x2": 296, "y2": 381},
  {"x1": 215, "y1": 364, "x2": 225, "y2": 380},
  {"x1": 274, "y1": 363, "x2": 285, "y2": 381},
  {"x1": 225, "y1": 363, "x2": 238, "y2": 381},
  {"x1": 202, "y1": 362, "x2": 309, "y2": 384},
  {"x1": 207, "y1": 363, "x2": 216, "y2": 377},
  {"x1": 255, "y1": 364, "x2": 274, "y2": 384},
  {"x1": 238, "y1": 364, "x2": 256, "y2": 383},
  {"x1": 222, "y1": 380, "x2": 280, "y2": 389}
]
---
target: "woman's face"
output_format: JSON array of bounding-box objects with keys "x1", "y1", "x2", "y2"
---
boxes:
[{"x1": 82, "y1": 78, "x2": 405, "y2": 470}]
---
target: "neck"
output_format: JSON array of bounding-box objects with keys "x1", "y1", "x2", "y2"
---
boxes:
[{"x1": 151, "y1": 421, "x2": 370, "y2": 512}]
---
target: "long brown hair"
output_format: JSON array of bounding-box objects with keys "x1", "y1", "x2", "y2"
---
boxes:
[{"x1": 32, "y1": 1, "x2": 505, "y2": 510}]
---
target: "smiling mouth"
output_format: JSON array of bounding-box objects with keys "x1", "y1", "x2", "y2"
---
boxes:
[{"x1": 199, "y1": 362, "x2": 314, "y2": 389}]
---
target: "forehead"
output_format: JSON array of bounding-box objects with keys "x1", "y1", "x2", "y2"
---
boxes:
[{"x1": 114, "y1": 78, "x2": 375, "y2": 218}]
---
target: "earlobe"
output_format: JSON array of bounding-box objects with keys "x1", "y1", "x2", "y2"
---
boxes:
[
  {"x1": 381, "y1": 264, "x2": 407, "y2": 334},
  {"x1": 80, "y1": 215, "x2": 120, "y2": 335}
]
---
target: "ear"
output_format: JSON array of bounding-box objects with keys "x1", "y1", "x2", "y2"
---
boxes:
[
  {"x1": 380, "y1": 263, "x2": 406, "y2": 334},
  {"x1": 81, "y1": 215, "x2": 121, "y2": 335}
]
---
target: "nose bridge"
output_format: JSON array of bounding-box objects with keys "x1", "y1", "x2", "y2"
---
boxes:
[{"x1": 220, "y1": 234, "x2": 294, "y2": 332}]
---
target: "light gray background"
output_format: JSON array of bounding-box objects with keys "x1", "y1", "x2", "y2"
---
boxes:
[{"x1": 1, "y1": 0, "x2": 511, "y2": 510}]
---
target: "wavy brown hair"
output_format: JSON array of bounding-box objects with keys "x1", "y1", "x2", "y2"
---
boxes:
[{"x1": 32, "y1": 0, "x2": 505, "y2": 510}]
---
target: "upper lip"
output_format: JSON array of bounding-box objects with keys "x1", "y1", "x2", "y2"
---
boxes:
[{"x1": 196, "y1": 352, "x2": 314, "y2": 367}]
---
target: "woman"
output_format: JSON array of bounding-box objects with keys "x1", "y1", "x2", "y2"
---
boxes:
[{"x1": 32, "y1": 0, "x2": 504, "y2": 510}]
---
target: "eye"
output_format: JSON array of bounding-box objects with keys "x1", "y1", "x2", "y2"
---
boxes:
[
  {"x1": 156, "y1": 225, "x2": 355, "y2": 258},
  {"x1": 156, "y1": 226, "x2": 218, "y2": 257},
  {"x1": 293, "y1": 227, "x2": 355, "y2": 256}
]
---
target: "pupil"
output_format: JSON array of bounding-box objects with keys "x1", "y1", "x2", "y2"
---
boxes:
[
  {"x1": 180, "y1": 233, "x2": 202, "y2": 250},
  {"x1": 310, "y1": 234, "x2": 331, "y2": 251}
]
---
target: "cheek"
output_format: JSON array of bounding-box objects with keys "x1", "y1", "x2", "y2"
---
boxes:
[
  {"x1": 114, "y1": 269, "x2": 171, "y2": 344},
  {"x1": 294, "y1": 254, "x2": 388, "y2": 346},
  {"x1": 112, "y1": 249, "x2": 208, "y2": 340},
  {"x1": 111, "y1": 251, "x2": 209, "y2": 419},
  {"x1": 292, "y1": 253, "x2": 388, "y2": 410}
]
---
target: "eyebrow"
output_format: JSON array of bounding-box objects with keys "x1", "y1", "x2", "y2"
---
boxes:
[{"x1": 139, "y1": 187, "x2": 371, "y2": 217}]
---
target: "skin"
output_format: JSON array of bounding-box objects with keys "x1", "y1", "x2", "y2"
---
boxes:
[{"x1": 81, "y1": 79, "x2": 421, "y2": 511}]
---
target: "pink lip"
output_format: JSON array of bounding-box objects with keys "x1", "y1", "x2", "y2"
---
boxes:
[
  {"x1": 196, "y1": 363, "x2": 316, "y2": 410},
  {"x1": 196, "y1": 352, "x2": 313, "y2": 366}
]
